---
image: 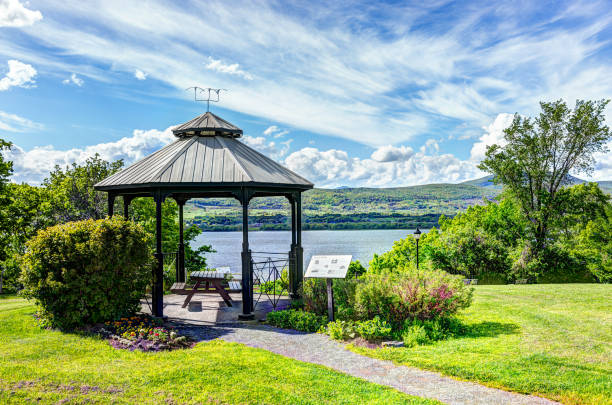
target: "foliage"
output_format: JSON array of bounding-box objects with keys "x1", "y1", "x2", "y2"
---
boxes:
[
  {"x1": 259, "y1": 269, "x2": 289, "y2": 294},
  {"x1": 325, "y1": 320, "x2": 357, "y2": 340},
  {"x1": 0, "y1": 139, "x2": 14, "y2": 292},
  {"x1": 425, "y1": 199, "x2": 525, "y2": 280},
  {"x1": 266, "y1": 309, "x2": 328, "y2": 333},
  {"x1": 347, "y1": 260, "x2": 366, "y2": 278},
  {"x1": 479, "y1": 99, "x2": 611, "y2": 270},
  {"x1": 42, "y1": 154, "x2": 124, "y2": 223},
  {"x1": 20, "y1": 218, "x2": 152, "y2": 329},
  {"x1": 570, "y1": 204, "x2": 612, "y2": 282},
  {"x1": 354, "y1": 268, "x2": 473, "y2": 330},
  {"x1": 325, "y1": 317, "x2": 394, "y2": 342},
  {"x1": 401, "y1": 318, "x2": 466, "y2": 347},
  {"x1": 1, "y1": 299, "x2": 431, "y2": 405},
  {"x1": 354, "y1": 316, "x2": 393, "y2": 341},
  {"x1": 302, "y1": 274, "x2": 360, "y2": 320},
  {"x1": 130, "y1": 198, "x2": 213, "y2": 283},
  {"x1": 302, "y1": 277, "x2": 328, "y2": 315}
]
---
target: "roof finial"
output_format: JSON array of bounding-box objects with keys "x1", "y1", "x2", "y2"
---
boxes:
[{"x1": 185, "y1": 87, "x2": 227, "y2": 112}]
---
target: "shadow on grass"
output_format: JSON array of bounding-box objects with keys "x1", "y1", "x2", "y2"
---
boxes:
[{"x1": 460, "y1": 321, "x2": 521, "y2": 339}]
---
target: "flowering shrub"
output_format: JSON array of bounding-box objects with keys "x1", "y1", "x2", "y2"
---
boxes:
[
  {"x1": 266, "y1": 309, "x2": 327, "y2": 333},
  {"x1": 101, "y1": 314, "x2": 193, "y2": 352},
  {"x1": 20, "y1": 218, "x2": 151, "y2": 329},
  {"x1": 354, "y1": 267, "x2": 473, "y2": 329}
]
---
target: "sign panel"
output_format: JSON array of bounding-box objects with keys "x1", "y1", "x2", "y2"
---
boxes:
[{"x1": 305, "y1": 255, "x2": 352, "y2": 279}]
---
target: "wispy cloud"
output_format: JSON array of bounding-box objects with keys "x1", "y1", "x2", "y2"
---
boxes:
[
  {"x1": 5, "y1": 1, "x2": 609, "y2": 147},
  {"x1": 0, "y1": 110, "x2": 43, "y2": 132},
  {"x1": 0, "y1": 0, "x2": 42, "y2": 27},
  {"x1": 62, "y1": 73, "x2": 83, "y2": 86},
  {"x1": 263, "y1": 125, "x2": 289, "y2": 138},
  {"x1": 0, "y1": 59, "x2": 36, "y2": 90}
]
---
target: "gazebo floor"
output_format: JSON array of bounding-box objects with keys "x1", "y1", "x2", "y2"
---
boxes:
[{"x1": 140, "y1": 293, "x2": 291, "y2": 325}]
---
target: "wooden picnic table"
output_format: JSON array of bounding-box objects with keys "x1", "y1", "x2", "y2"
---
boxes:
[{"x1": 172, "y1": 270, "x2": 236, "y2": 308}]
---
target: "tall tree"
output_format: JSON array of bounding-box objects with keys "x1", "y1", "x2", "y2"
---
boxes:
[
  {"x1": 0, "y1": 139, "x2": 14, "y2": 292},
  {"x1": 479, "y1": 99, "x2": 611, "y2": 258},
  {"x1": 43, "y1": 154, "x2": 124, "y2": 223}
]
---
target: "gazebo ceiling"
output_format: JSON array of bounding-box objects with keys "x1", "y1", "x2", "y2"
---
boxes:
[{"x1": 94, "y1": 112, "x2": 313, "y2": 191}]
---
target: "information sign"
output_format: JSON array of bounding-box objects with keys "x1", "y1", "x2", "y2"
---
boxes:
[{"x1": 305, "y1": 255, "x2": 352, "y2": 279}]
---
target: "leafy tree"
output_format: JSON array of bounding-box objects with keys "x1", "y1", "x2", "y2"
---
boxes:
[
  {"x1": 1, "y1": 183, "x2": 50, "y2": 292},
  {"x1": 0, "y1": 139, "x2": 13, "y2": 292},
  {"x1": 572, "y1": 204, "x2": 612, "y2": 282},
  {"x1": 43, "y1": 154, "x2": 124, "y2": 223},
  {"x1": 479, "y1": 99, "x2": 611, "y2": 269}
]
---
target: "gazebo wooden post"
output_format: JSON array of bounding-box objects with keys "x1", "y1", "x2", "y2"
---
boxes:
[
  {"x1": 107, "y1": 193, "x2": 115, "y2": 217},
  {"x1": 177, "y1": 198, "x2": 186, "y2": 283},
  {"x1": 294, "y1": 192, "x2": 304, "y2": 298},
  {"x1": 288, "y1": 194, "x2": 299, "y2": 298},
  {"x1": 123, "y1": 196, "x2": 132, "y2": 220},
  {"x1": 239, "y1": 189, "x2": 254, "y2": 319},
  {"x1": 152, "y1": 190, "x2": 164, "y2": 318}
]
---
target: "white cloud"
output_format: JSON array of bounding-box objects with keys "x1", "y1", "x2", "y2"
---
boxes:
[
  {"x1": 0, "y1": 59, "x2": 36, "y2": 90},
  {"x1": 4, "y1": 127, "x2": 175, "y2": 184},
  {"x1": 242, "y1": 135, "x2": 291, "y2": 160},
  {"x1": 62, "y1": 73, "x2": 84, "y2": 86},
  {"x1": 284, "y1": 146, "x2": 481, "y2": 188},
  {"x1": 0, "y1": 109, "x2": 42, "y2": 132},
  {"x1": 134, "y1": 69, "x2": 147, "y2": 80},
  {"x1": 205, "y1": 57, "x2": 253, "y2": 80},
  {"x1": 371, "y1": 145, "x2": 414, "y2": 162},
  {"x1": 0, "y1": 0, "x2": 42, "y2": 27},
  {"x1": 263, "y1": 125, "x2": 289, "y2": 138},
  {"x1": 470, "y1": 113, "x2": 515, "y2": 163}
]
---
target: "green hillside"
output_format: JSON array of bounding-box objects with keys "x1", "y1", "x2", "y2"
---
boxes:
[{"x1": 185, "y1": 177, "x2": 611, "y2": 231}]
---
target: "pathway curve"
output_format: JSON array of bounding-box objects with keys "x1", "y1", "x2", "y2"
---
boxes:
[{"x1": 175, "y1": 323, "x2": 557, "y2": 405}]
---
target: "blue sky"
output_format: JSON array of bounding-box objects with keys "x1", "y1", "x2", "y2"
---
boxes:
[{"x1": 0, "y1": 0, "x2": 611, "y2": 187}]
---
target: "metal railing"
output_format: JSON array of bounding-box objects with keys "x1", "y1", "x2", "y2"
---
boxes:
[{"x1": 251, "y1": 251, "x2": 293, "y2": 310}]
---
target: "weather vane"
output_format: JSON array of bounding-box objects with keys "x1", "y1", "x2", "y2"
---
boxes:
[{"x1": 185, "y1": 87, "x2": 227, "y2": 112}]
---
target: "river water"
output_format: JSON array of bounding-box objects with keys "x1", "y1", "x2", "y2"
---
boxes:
[{"x1": 192, "y1": 229, "x2": 418, "y2": 271}]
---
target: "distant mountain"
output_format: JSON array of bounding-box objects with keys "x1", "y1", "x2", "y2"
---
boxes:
[
  {"x1": 185, "y1": 175, "x2": 611, "y2": 231},
  {"x1": 460, "y1": 175, "x2": 499, "y2": 189}
]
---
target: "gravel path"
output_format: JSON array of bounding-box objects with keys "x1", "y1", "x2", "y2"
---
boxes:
[{"x1": 174, "y1": 322, "x2": 557, "y2": 405}]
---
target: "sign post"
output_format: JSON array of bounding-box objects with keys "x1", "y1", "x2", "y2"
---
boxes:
[{"x1": 305, "y1": 255, "x2": 352, "y2": 322}]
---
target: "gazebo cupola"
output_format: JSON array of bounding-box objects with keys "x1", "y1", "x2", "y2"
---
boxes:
[
  {"x1": 172, "y1": 111, "x2": 243, "y2": 137},
  {"x1": 95, "y1": 110, "x2": 313, "y2": 319}
]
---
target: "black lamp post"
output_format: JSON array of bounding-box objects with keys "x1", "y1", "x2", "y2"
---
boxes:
[{"x1": 414, "y1": 227, "x2": 421, "y2": 269}]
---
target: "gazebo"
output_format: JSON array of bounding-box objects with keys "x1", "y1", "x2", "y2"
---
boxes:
[{"x1": 94, "y1": 111, "x2": 313, "y2": 319}]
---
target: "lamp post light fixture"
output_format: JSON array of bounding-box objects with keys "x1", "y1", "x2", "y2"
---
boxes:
[{"x1": 413, "y1": 227, "x2": 421, "y2": 269}]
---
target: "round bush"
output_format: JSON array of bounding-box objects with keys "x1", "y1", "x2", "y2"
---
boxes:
[
  {"x1": 20, "y1": 218, "x2": 152, "y2": 329},
  {"x1": 354, "y1": 267, "x2": 473, "y2": 329}
]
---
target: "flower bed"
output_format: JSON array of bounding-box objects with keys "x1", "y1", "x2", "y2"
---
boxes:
[{"x1": 97, "y1": 314, "x2": 194, "y2": 352}]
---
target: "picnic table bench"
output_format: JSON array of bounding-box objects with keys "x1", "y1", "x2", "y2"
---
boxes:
[{"x1": 170, "y1": 269, "x2": 241, "y2": 308}]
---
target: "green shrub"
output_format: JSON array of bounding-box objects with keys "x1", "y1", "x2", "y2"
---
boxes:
[
  {"x1": 401, "y1": 317, "x2": 467, "y2": 347},
  {"x1": 354, "y1": 316, "x2": 393, "y2": 341},
  {"x1": 259, "y1": 269, "x2": 289, "y2": 294},
  {"x1": 20, "y1": 218, "x2": 152, "y2": 329},
  {"x1": 354, "y1": 267, "x2": 473, "y2": 329},
  {"x1": 402, "y1": 324, "x2": 430, "y2": 347},
  {"x1": 302, "y1": 278, "x2": 327, "y2": 315},
  {"x1": 266, "y1": 309, "x2": 327, "y2": 333},
  {"x1": 326, "y1": 320, "x2": 357, "y2": 340}
]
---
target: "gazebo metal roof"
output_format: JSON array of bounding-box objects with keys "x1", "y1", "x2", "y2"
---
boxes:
[{"x1": 95, "y1": 135, "x2": 312, "y2": 190}]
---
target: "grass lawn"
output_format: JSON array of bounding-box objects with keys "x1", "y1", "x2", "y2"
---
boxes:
[
  {"x1": 0, "y1": 297, "x2": 436, "y2": 404},
  {"x1": 350, "y1": 284, "x2": 612, "y2": 405}
]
